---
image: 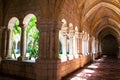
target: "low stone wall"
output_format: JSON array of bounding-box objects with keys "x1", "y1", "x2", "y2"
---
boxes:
[
  {"x1": 0, "y1": 59, "x2": 35, "y2": 80},
  {"x1": 59, "y1": 55, "x2": 92, "y2": 79},
  {"x1": 0, "y1": 55, "x2": 93, "y2": 80},
  {"x1": 80, "y1": 55, "x2": 92, "y2": 67},
  {"x1": 59, "y1": 58, "x2": 81, "y2": 79}
]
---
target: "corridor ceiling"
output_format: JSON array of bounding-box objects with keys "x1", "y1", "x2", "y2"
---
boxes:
[{"x1": 0, "y1": 0, "x2": 120, "y2": 40}]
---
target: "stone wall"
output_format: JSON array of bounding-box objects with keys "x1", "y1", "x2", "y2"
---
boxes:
[
  {"x1": 0, "y1": 56, "x2": 93, "y2": 80},
  {"x1": 1, "y1": 60, "x2": 35, "y2": 80},
  {"x1": 59, "y1": 58, "x2": 81, "y2": 79},
  {"x1": 80, "y1": 55, "x2": 92, "y2": 67},
  {"x1": 59, "y1": 55, "x2": 92, "y2": 79}
]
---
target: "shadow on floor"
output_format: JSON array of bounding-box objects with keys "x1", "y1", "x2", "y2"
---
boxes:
[{"x1": 62, "y1": 55, "x2": 120, "y2": 80}]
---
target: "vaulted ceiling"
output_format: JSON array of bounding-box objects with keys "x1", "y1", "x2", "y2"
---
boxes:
[{"x1": 0, "y1": 0, "x2": 120, "y2": 41}]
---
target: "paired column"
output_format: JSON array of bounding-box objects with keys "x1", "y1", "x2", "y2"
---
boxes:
[
  {"x1": 60, "y1": 26, "x2": 68, "y2": 62},
  {"x1": 67, "y1": 23, "x2": 74, "y2": 60},
  {"x1": 18, "y1": 25, "x2": 27, "y2": 61},
  {"x1": 73, "y1": 29, "x2": 79, "y2": 58},
  {"x1": 68, "y1": 34, "x2": 74, "y2": 60}
]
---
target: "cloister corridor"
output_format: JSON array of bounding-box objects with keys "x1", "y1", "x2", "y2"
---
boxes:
[{"x1": 0, "y1": 0, "x2": 120, "y2": 80}]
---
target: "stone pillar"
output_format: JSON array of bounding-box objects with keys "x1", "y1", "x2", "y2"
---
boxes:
[
  {"x1": 95, "y1": 39, "x2": 99, "y2": 58},
  {"x1": 0, "y1": 29, "x2": 2, "y2": 61},
  {"x1": 6, "y1": 29, "x2": 13, "y2": 59},
  {"x1": 92, "y1": 37, "x2": 95, "y2": 60},
  {"x1": 2, "y1": 28, "x2": 7, "y2": 59},
  {"x1": 36, "y1": 20, "x2": 61, "y2": 80},
  {"x1": 0, "y1": 27, "x2": 8, "y2": 61},
  {"x1": 98, "y1": 42, "x2": 102, "y2": 57},
  {"x1": 68, "y1": 34, "x2": 74, "y2": 60},
  {"x1": 118, "y1": 38, "x2": 120, "y2": 59},
  {"x1": 118, "y1": 47, "x2": 120, "y2": 59},
  {"x1": 61, "y1": 34, "x2": 68, "y2": 61},
  {"x1": 82, "y1": 32, "x2": 88, "y2": 55},
  {"x1": 88, "y1": 36, "x2": 92, "y2": 59},
  {"x1": 78, "y1": 32, "x2": 83, "y2": 56},
  {"x1": 68, "y1": 24, "x2": 74, "y2": 60},
  {"x1": 73, "y1": 27, "x2": 79, "y2": 58},
  {"x1": 60, "y1": 22, "x2": 68, "y2": 62},
  {"x1": 18, "y1": 25, "x2": 27, "y2": 61}
]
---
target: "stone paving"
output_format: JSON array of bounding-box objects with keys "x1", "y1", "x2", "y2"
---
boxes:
[{"x1": 62, "y1": 55, "x2": 120, "y2": 80}]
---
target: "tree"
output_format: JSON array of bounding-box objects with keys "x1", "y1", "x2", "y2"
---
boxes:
[
  {"x1": 26, "y1": 16, "x2": 40, "y2": 60},
  {"x1": 12, "y1": 21, "x2": 21, "y2": 59}
]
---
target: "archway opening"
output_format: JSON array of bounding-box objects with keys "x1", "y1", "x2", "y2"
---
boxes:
[
  {"x1": 7, "y1": 17, "x2": 21, "y2": 59},
  {"x1": 12, "y1": 20, "x2": 21, "y2": 59},
  {"x1": 101, "y1": 34, "x2": 119, "y2": 58},
  {"x1": 23, "y1": 14, "x2": 40, "y2": 61},
  {"x1": 26, "y1": 16, "x2": 39, "y2": 60}
]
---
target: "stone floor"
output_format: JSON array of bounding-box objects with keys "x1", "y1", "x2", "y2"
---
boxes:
[{"x1": 62, "y1": 55, "x2": 120, "y2": 80}]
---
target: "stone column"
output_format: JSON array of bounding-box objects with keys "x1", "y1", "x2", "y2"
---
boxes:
[
  {"x1": 95, "y1": 39, "x2": 99, "y2": 58},
  {"x1": 6, "y1": 29, "x2": 13, "y2": 59},
  {"x1": 36, "y1": 19, "x2": 61, "y2": 80},
  {"x1": 18, "y1": 25, "x2": 27, "y2": 61},
  {"x1": 118, "y1": 38, "x2": 120, "y2": 59},
  {"x1": 73, "y1": 28, "x2": 79, "y2": 58},
  {"x1": 88, "y1": 36, "x2": 93, "y2": 61},
  {"x1": 98, "y1": 42, "x2": 102, "y2": 57},
  {"x1": 2, "y1": 28, "x2": 7, "y2": 59},
  {"x1": 118, "y1": 47, "x2": 120, "y2": 59},
  {"x1": 61, "y1": 33, "x2": 68, "y2": 61},
  {"x1": 68, "y1": 24, "x2": 74, "y2": 60},
  {"x1": 78, "y1": 32, "x2": 83, "y2": 56},
  {"x1": 60, "y1": 22, "x2": 68, "y2": 62},
  {"x1": 0, "y1": 29, "x2": 2, "y2": 61},
  {"x1": 92, "y1": 37, "x2": 95, "y2": 60},
  {"x1": 68, "y1": 34, "x2": 74, "y2": 60}
]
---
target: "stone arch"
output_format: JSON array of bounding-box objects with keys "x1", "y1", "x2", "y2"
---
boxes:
[
  {"x1": 94, "y1": 25, "x2": 119, "y2": 39},
  {"x1": 83, "y1": 2, "x2": 120, "y2": 23},
  {"x1": 23, "y1": 13, "x2": 37, "y2": 26},
  {"x1": 8, "y1": 17, "x2": 19, "y2": 29},
  {"x1": 85, "y1": 2, "x2": 120, "y2": 18},
  {"x1": 22, "y1": 13, "x2": 40, "y2": 60},
  {"x1": 7, "y1": 17, "x2": 20, "y2": 59},
  {"x1": 91, "y1": 17, "x2": 120, "y2": 35},
  {"x1": 98, "y1": 27, "x2": 119, "y2": 57},
  {"x1": 98, "y1": 27, "x2": 119, "y2": 40}
]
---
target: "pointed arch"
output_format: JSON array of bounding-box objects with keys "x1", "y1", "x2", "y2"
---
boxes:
[{"x1": 86, "y1": 2, "x2": 120, "y2": 17}]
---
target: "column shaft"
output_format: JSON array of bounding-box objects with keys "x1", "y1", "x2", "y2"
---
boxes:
[{"x1": 18, "y1": 27, "x2": 26, "y2": 61}]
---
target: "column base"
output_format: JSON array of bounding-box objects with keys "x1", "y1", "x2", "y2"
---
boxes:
[
  {"x1": 17, "y1": 56, "x2": 28, "y2": 61},
  {"x1": 74, "y1": 54, "x2": 79, "y2": 58},
  {"x1": 61, "y1": 55, "x2": 67, "y2": 62},
  {"x1": 68, "y1": 54, "x2": 74, "y2": 60}
]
